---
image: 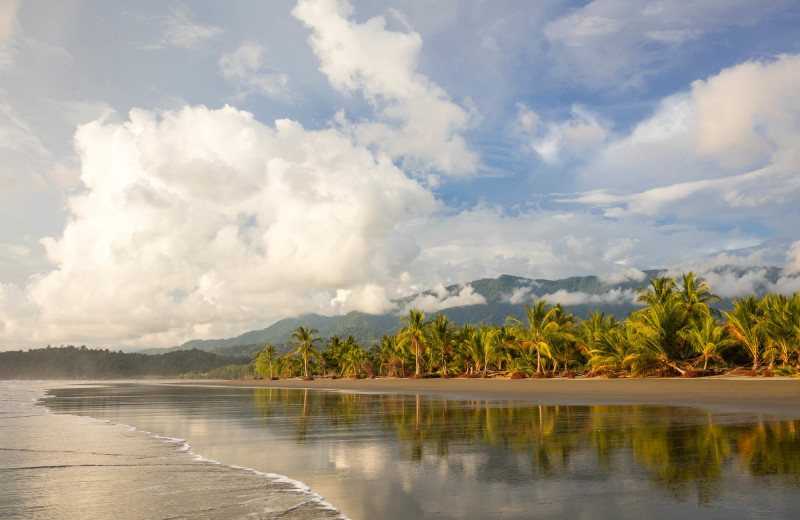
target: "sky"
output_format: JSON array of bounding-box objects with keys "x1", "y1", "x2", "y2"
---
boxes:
[{"x1": 1, "y1": 0, "x2": 800, "y2": 349}]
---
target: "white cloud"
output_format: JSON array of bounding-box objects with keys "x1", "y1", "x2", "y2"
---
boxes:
[
  {"x1": 329, "y1": 284, "x2": 395, "y2": 315},
  {"x1": 569, "y1": 54, "x2": 800, "y2": 226},
  {"x1": 506, "y1": 286, "x2": 533, "y2": 305},
  {"x1": 537, "y1": 288, "x2": 639, "y2": 307},
  {"x1": 599, "y1": 267, "x2": 647, "y2": 285},
  {"x1": 515, "y1": 103, "x2": 610, "y2": 164},
  {"x1": 0, "y1": 105, "x2": 438, "y2": 347},
  {"x1": 783, "y1": 241, "x2": 800, "y2": 275},
  {"x1": 219, "y1": 43, "x2": 290, "y2": 100},
  {"x1": 403, "y1": 284, "x2": 486, "y2": 314},
  {"x1": 147, "y1": 4, "x2": 222, "y2": 51},
  {"x1": 292, "y1": 0, "x2": 479, "y2": 177}
]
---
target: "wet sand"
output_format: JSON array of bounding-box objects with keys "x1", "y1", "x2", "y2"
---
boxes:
[
  {"x1": 192, "y1": 377, "x2": 800, "y2": 416},
  {"x1": 0, "y1": 383, "x2": 344, "y2": 520}
]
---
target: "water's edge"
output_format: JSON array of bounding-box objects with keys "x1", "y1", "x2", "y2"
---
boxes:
[{"x1": 3, "y1": 382, "x2": 348, "y2": 520}]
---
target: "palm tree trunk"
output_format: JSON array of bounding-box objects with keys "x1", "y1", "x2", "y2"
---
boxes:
[{"x1": 414, "y1": 339, "x2": 421, "y2": 375}]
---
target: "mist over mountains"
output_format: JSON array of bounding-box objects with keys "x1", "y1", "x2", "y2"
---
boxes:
[{"x1": 139, "y1": 266, "x2": 792, "y2": 358}]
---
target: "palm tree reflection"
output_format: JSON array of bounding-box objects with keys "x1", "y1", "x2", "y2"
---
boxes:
[{"x1": 251, "y1": 389, "x2": 800, "y2": 500}]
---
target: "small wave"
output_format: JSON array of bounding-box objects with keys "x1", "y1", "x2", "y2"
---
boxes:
[{"x1": 28, "y1": 385, "x2": 349, "y2": 520}]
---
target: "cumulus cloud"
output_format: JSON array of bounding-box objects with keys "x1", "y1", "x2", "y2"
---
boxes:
[
  {"x1": 402, "y1": 284, "x2": 486, "y2": 314},
  {"x1": 292, "y1": 0, "x2": 479, "y2": 177},
  {"x1": 567, "y1": 54, "x2": 800, "y2": 230},
  {"x1": 329, "y1": 284, "x2": 395, "y2": 315},
  {"x1": 0, "y1": 105, "x2": 438, "y2": 347},
  {"x1": 219, "y1": 43, "x2": 290, "y2": 100}
]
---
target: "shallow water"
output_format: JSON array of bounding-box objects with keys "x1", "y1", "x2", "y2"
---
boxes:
[
  {"x1": 0, "y1": 382, "x2": 343, "y2": 519},
  {"x1": 33, "y1": 382, "x2": 800, "y2": 519}
]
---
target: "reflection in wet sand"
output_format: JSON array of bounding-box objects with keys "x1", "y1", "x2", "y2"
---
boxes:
[{"x1": 43, "y1": 384, "x2": 800, "y2": 520}]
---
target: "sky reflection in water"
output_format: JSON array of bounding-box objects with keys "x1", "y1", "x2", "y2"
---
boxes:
[{"x1": 45, "y1": 384, "x2": 800, "y2": 520}]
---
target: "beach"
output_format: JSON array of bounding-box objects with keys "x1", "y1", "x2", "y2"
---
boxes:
[
  {"x1": 6, "y1": 379, "x2": 800, "y2": 519},
  {"x1": 196, "y1": 376, "x2": 800, "y2": 416}
]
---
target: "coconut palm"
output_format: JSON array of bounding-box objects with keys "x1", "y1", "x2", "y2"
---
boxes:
[
  {"x1": 452, "y1": 324, "x2": 477, "y2": 374},
  {"x1": 323, "y1": 335, "x2": 344, "y2": 376},
  {"x1": 285, "y1": 325, "x2": 323, "y2": 378},
  {"x1": 586, "y1": 320, "x2": 631, "y2": 376},
  {"x1": 342, "y1": 339, "x2": 366, "y2": 378},
  {"x1": 678, "y1": 272, "x2": 721, "y2": 319},
  {"x1": 545, "y1": 304, "x2": 578, "y2": 373},
  {"x1": 507, "y1": 299, "x2": 568, "y2": 374},
  {"x1": 761, "y1": 293, "x2": 800, "y2": 368},
  {"x1": 378, "y1": 334, "x2": 408, "y2": 377},
  {"x1": 725, "y1": 296, "x2": 765, "y2": 370},
  {"x1": 256, "y1": 343, "x2": 278, "y2": 379},
  {"x1": 427, "y1": 314, "x2": 457, "y2": 375},
  {"x1": 399, "y1": 309, "x2": 429, "y2": 377},
  {"x1": 624, "y1": 298, "x2": 693, "y2": 376},
  {"x1": 685, "y1": 315, "x2": 734, "y2": 370},
  {"x1": 636, "y1": 276, "x2": 678, "y2": 307}
]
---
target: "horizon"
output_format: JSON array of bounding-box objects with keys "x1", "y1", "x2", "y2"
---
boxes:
[
  {"x1": 5, "y1": 264, "x2": 797, "y2": 353},
  {"x1": 1, "y1": 1, "x2": 800, "y2": 349}
]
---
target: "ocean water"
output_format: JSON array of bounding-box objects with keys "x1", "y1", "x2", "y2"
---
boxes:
[
  {"x1": 0, "y1": 382, "x2": 344, "y2": 519},
  {"x1": 4, "y1": 382, "x2": 800, "y2": 519}
]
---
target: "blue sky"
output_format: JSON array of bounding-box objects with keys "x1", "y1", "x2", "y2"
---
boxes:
[{"x1": 1, "y1": 0, "x2": 800, "y2": 348}]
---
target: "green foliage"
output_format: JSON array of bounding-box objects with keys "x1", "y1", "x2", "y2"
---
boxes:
[
  {"x1": 0, "y1": 346, "x2": 250, "y2": 379},
  {"x1": 6, "y1": 272, "x2": 798, "y2": 381}
]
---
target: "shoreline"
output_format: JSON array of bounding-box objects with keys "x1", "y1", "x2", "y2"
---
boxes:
[{"x1": 185, "y1": 377, "x2": 800, "y2": 416}]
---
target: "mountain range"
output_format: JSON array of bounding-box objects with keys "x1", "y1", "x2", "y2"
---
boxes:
[{"x1": 138, "y1": 267, "x2": 788, "y2": 358}]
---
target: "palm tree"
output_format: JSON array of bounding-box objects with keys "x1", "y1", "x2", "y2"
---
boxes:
[
  {"x1": 427, "y1": 314, "x2": 457, "y2": 375},
  {"x1": 637, "y1": 276, "x2": 678, "y2": 307},
  {"x1": 545, "y1": 304, "x2": 578, "y2": 373},
  {"x1": 679, "y1": 272, "x2": 721, "y2": 319},
  {"x1": 399, "y1": 309, "x2": 428, "y2": 377},
  {"x1": 725, "y1": 296, "x2": 765, "y2": 370},
  {"x1": 286, "y1": 325, "x2": 323, "y2": 379},
  {"x1": 452, "y1": 324, "x2": 477, "y2": 374},
  {"x1": 480, "y1": 325, "x2": 505, "y2": 376},
  {"x1": 685, "y1": 315, "x2": 734, "y2": 371},
  {"x1": 342, "y1": 338, "x2": 365, "y2": 378},
  {"x1": 323, "y1": 335, "x2": 344, "y2": 376},
  {"x1": 762, "y1": 293, "x2": 800, "y2": 367},
  {"x1": 585, "y1": 318, "x2": 631, "y2": 376},
  {"x1": 624, "y1": 298, "x2": 693, "y2": 376},
  {"x1": 260, "y1": 343, "x2": 277, "y2": 379},
  {"x1": 507, "y1": 299, "x2": 566, "y2": 374},
  {"x1": 378, "y1": 334, "x2": 407, "y2": 377}
]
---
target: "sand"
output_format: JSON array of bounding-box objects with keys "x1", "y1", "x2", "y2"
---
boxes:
[{"x1": 188, "y1": 376, "x2": 800, "y2": 416}]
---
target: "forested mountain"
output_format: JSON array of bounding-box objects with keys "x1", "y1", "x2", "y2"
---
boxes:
[{"x1": 141, "y1": 267, "x2": 787, "y2": 357}]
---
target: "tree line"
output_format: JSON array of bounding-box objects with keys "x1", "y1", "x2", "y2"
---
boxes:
[
  {"x1": 253, "y1": 272, "x2": 800, "y2": 379},
  {"x1": 0, "y1": 345, "x2": 250, "y2": 379}
]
